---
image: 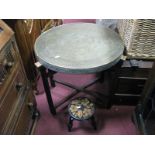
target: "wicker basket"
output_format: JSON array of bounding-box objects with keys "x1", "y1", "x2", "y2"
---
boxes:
[{"x1": 117, "y1": 19, "x2": 155, "y2": 60}]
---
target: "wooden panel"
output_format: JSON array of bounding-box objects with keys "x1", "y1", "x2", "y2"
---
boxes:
[
  {"x1": 21, "y1": 19, "x2": 42, "y2": 52},
  {"x1": 40, "y1": 19, "x2": 51, "y2": 29},
  {"x1": 0, "y1": 78, "x2": 18, "y2": 132},
  {"x1": 0, "y1": 64, "x2": 27, "y2": 133},
  {"x1": 0, "y1": 41, "x2": 19, "y2": 95},
  {"x1": 119, "y1": 60, "x2": 153, "y2": 78},
  {"x1": 41, "y1": 19, "x2": 63, "y2": 32},
  {"x1": 109, "y1": 60, "x2": 153, "y2": 106},
  {"x1": 112, "y1": 95, "x2": 140, "y2": 105},
  {"x1": 119, "y1": 68, "x2": 151, "y2": 79},
  {"x1": 0, "y1": 20, "x2": 38, "y2": 135},
  {"x1": 12, "y1": 91, "x2": 34, "y2": 135},
  {"x1": 0, "y1": 20, "x2": 14, "y2": 50},
  {"x1": 133, "y1": 62, "x2": 155, "y2": 134},
  {"x1": 116, "y1": 78, "x2": 146, "y2": 94},
  {"x1": 13, "y1": 20, "x2": 39, "y2": 81}
]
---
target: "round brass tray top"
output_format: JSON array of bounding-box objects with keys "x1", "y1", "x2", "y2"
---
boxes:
[
  {"x1": 35, "y1": 23, "x2": 124, "y2": 74},
  {"x1": 68, "y1": 98, "x2": 95, "y2": 120}
]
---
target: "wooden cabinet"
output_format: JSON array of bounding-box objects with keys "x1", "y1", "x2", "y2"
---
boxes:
[
  {"x1": 109, "y1": 60, "x2": 153, "y2": 106},
  {"x1": 0, "y1": 20, "x2": 39, "y2": 135}
]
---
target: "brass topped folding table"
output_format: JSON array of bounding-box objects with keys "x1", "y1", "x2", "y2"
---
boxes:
[{"x1": 34, "y1": 23, "x2": 124, "y2": 115}]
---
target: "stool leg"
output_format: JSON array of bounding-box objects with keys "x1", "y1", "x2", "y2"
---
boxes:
[
  {"x1": 90, "y1": 116, "x2": 97, "y2": 130},
  {"x1": 68, "y1": 117, "x2": 74, "y2": 132}
]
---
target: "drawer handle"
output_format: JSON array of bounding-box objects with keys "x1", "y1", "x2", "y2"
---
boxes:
[
  {"x1": 5, "y1": 61, "x2": 14, "y2": 70},
  {"x1": 27, "y1": 102, "x2": 33, "y2": 107},
  {"x1": 16, "y1": 82, "x2": 23, "y2": 91}
]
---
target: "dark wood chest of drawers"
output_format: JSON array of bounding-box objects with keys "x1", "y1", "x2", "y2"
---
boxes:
[
  {"x1": 0, "y1": 20, "x2": 38, "y2": 134},
  {"x1": 109, "y1": 60, "x2": 153, "y2": 106}
]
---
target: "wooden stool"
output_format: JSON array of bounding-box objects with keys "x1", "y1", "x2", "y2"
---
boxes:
[{"x1": 67, "y1": 97, "x2": 97, "y2": 132}]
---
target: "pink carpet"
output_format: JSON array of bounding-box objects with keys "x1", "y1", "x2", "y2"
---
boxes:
[{"x1": 34, "y1": 73, "x2": 139, "y2": 135}]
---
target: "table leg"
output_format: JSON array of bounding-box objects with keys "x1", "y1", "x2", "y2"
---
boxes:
[
  {"x1": 90, "y1": 116, "x2": 97, "y2": 130},
  {"x1": 39, "y1": 66, "x2": 56, "y2": 115},
  {"x1": 68, "y1": 116, "x2": 74, "y2": 132},
  {"x1": 48, "y1": 69, "x2": 56, "y2": 87}
]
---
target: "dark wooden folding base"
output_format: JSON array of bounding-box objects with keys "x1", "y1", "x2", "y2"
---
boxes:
[
  {"x1": 35, "y1": 62, "x2": 109, "y2": 115},
  {"x1": 35, "y1": 59, "x2": 124, "y2": 116}
]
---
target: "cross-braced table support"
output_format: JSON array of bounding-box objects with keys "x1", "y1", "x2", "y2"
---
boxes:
[
  {"x1": 35, "y1": 59, "x2": 124, "y2": 115},
  {"x1": 35, "y1": 63, "x2": 106, "y2": 115}
]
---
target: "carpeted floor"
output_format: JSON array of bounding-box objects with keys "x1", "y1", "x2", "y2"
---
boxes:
[{"x1": 34, "y1": 73, "x2": 139, "y2": 135}]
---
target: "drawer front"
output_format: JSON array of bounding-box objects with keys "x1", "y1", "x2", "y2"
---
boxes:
[
  {"x1": 12, "y1": 91, "x2": 35, "y2": 135},
  {"x1": 112, "y1": 95, "x2": 140, "y2": 105},
  {"x1": 119, "y1": 68, "x2": 151, "y2": 78},
  {"x1": 116, "y1": 78, "x2": 146, "y2": 94},
  {"x1": 0, "y1": 65, "x2": 27, "y2": 133},
  {"x1": 0, "y1": 83, "x2": 17, "y2": 132}
]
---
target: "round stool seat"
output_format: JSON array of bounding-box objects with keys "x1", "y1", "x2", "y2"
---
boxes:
[{"x1": 68, "y1": 98, "x2": 95, "y2": 120}]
